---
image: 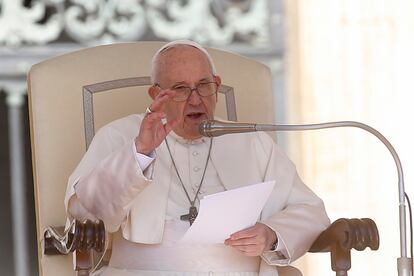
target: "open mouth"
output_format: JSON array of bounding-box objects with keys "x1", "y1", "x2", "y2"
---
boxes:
[{"x1": 186, "y1": 112, "x2": 205, "y2": 120}]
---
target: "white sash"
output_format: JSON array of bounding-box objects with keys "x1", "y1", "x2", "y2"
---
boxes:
[{"x1": 109, "y1": 220, "x2": 260, "y2": 273}]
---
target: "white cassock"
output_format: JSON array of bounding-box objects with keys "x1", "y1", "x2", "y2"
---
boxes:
[{"x1": 65, "y1": 114, "x2": 330, "y2": 276}]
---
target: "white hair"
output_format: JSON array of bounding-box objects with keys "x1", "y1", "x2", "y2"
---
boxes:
[{"x1": 150, "y1": 40, "x2": 217, "y2": 84}]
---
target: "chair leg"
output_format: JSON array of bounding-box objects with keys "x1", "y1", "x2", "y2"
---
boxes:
[
  {"x1": 331, "y1": 246, "x2": 351, "y2": 276},
  {"x1": 74, "y1": 250, "x2": 92, "y2": 276}
]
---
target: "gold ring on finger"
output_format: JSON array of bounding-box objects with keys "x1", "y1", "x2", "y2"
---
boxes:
[{"x1": 145, "y1": 106, "x2": 153, "y2": 115}]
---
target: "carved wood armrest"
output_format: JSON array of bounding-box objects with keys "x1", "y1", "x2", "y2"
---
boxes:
[
  {"x1": 309, "y1": 218, "x2": 380, "y2": 276},
  {"x1": 43, "y1": 219, "x2": 105, "y2": 275}
]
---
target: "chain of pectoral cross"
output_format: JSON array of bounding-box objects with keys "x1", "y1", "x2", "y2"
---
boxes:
[{"x1": 164, "y1": 137, "x2": 213, "y2": 225}]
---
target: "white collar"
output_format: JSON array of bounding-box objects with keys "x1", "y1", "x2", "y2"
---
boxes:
[{"x1": 169, "y1": 131, "x2": 209, "y2": 145}]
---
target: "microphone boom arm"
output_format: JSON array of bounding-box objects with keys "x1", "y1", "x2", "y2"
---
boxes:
[
  {"x1": 201, "y1": 119, "x2": 411, "y2": 275},
  {"x1": 258, "y1": 121, "x2": 411, "y2": 275}
]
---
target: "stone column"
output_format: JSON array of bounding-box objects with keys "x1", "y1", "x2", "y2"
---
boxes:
[{"x1": 3, "y1": 83, "x2": 30, "y2": 276}]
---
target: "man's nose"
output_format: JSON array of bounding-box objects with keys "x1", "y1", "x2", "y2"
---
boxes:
[{"x1": 187, "y1": 88, "x2": 202, "y2": 105}]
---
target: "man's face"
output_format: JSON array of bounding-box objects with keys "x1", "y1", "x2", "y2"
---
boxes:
[{"x1": 150, "y1": 46, "x2": 221, "y2": 139}]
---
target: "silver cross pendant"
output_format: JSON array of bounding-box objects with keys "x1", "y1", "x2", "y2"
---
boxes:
[{"x1": 180, "y1": 206, "x2": 198, "y2": 225}]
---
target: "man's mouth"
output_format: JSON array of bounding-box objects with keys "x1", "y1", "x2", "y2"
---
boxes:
[{"x1": 186, "y1": 112, "x2": 205, "y2": 120}]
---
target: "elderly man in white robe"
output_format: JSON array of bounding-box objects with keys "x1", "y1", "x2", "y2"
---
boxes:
[{"x1": 65, "y1": 40, "x2": 330, "y2": 276}]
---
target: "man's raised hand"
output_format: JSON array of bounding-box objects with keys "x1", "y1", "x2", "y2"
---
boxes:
[{"x1": 135, "y1": 89, "x2": 179, "y2": 155}]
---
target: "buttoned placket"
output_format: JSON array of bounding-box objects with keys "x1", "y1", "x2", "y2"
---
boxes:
[
  {"x1": 164, "y1": 133, "x2": 227, "y2": 221},
  {"x1": 188, "y1": 139, "x2": 209, "y2": 198}
]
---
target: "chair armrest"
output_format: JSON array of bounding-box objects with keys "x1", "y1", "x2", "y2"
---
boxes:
[
  {"x1": 309, "y1": 218, "x2": 379, "y2": 276},
  {"x1": 43, "y1": 219, "x2": 105, "y2": 255},
  {"x1": 43, "y1": 219, "x2": 105, "y2": 276}
]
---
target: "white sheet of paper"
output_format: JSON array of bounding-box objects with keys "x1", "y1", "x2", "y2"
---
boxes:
[{"x1": 180, "y1": 180, "x2": 275, "y2": 244}]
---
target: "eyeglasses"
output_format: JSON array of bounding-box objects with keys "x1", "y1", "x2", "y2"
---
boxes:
[{"x1": 154, "y1": 81, "x2": 218, "y2": 102}]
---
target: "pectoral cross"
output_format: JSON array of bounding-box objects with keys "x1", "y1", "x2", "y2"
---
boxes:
[{"x1": 180, "y1": 206, "x2": 198, "y2": 225}]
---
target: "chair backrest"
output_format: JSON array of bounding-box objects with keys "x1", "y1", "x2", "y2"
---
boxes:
[{"x1": 28, "y1": 41, "x2": 281, "y2": 276}]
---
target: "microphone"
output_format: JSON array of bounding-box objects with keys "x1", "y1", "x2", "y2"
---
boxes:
[
  {"x1": 199, "y1": 119, "x2": 362, "y2": 137},
  {"x1": 198, "y1": 120, "x2": 256, "y2": 137},
  {"x1": 199, "y1": 119, "x2": 412, "y2": 276}
]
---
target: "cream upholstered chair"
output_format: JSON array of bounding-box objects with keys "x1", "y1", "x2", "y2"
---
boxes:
[{"x1": 28, "y1": 42, "x2": 378, "y2": 276}]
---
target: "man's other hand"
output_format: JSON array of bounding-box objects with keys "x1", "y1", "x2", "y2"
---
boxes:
[{"x1": 224, "y1": 223, "x2": 277, "y2": 256}]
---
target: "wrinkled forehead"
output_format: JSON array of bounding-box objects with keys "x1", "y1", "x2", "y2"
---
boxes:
[
  {"x1": 158, "y1": 45, "x2": 210, "y2": 67},
  {"x1": 151, "y1": 41, "x2": 217, "y2": 83},
  {"x1": 156, "y1": 46, "x2": 213, "y2": 85}
]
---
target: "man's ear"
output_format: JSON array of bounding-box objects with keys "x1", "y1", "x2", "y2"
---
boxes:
[
  {"x1": 214, "y1": 75, "x2": 222, "y2": 87},
  {"x1": 148, "y1": 85, "x2": 158, "y2": 100},
  {"x1": 214, "y1": 75, "x2": 222, "y2": 102}
]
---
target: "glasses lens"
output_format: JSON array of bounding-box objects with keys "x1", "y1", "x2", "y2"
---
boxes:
[
  {"x1": 170, "y1": 82, "x2": 217, "y2": 101},
  {"x1": 197, "y1": 82, "x2": 216, "y2": 96},
  {"x1": 173, "y1": 87, "x2": 191, "y2": 101}
]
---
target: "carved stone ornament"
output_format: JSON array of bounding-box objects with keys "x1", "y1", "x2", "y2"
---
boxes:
[
  {"x1": 145, "y1": 0, "x2": 270, "y2": 45},
  {"x1": 0, "y1": 0, "x2": 270, "y2": 46},
  {"x1": 64, "y1": 0, "x2": 147, "y2": 44},
  {"x1": 0, "y1": 0, "x2": 64, "y2": 46}
]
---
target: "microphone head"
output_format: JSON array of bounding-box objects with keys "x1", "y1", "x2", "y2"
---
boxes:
[
  {"x1": 199, "y1": 120, "x2": 215, "y2": 137},
  {"x1": 199, "y1": 119, "x2": 256, "y2": 137}
]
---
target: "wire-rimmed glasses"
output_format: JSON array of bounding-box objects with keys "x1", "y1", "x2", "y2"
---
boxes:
[{"x1": 154, "y1": 81, "x2": 218, "y2": 102}]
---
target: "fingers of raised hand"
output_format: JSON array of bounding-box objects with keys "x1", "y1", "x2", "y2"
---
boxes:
[
  {"x1": 164, "y1": 118, "x2": 180, "y2": 133},
  {"x1": 142, "y1": 112, "x2": 166, "y2": 127},
  {"x1": 150, "y1": 89, "x2": 176, "y2": 111},
  {"x1": 155, "y1": 89, "x2": 176, "y2": 99}
]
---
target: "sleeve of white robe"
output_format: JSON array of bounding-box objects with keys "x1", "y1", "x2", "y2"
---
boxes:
[
  {"x1": 64, "y1": 119, "x2": 153, "y2": 233},
  {"x1": 256, "y1": 132, "x2": 331, "y2": 265}
]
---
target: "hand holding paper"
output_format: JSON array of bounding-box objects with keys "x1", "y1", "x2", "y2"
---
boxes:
[{"x1": 180, "y1": 180, "x2": 275, "y2": 244}]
